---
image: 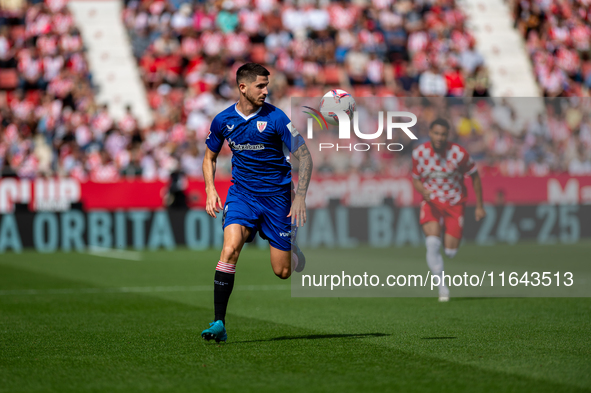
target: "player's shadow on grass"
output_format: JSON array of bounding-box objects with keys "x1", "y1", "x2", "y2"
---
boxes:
[{"x1": 231, "y1": 333, "x2": 390, "y2": 344}]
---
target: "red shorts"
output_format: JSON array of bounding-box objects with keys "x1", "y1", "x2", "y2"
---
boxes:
[{"x1": 419, "y1": 200, "x2": 465, "y2": 239}]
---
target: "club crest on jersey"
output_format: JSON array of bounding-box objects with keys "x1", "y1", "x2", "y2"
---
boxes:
[{"x1": 257, "y1": 121, "x2": 267, "y2": 133}]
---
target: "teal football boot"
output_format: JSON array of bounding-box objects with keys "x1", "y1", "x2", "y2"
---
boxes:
[{"x1": 201, "y1": 320, "x2": 227, "y2": 343}]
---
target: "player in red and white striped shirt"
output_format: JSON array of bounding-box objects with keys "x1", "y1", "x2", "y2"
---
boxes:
[{"x1": 412, "y1": 118, "x2": 486, "y2": 301}]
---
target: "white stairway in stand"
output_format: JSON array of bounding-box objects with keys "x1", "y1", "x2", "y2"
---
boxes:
[
  {"x1": 457, "y1": 0, "x2": 544, "y2": 120},
  {"x1": 68, "y1": 0, "x2": 152, "y2": 126},
  {"x1": 457, "y1": 0, "x2": 540, "y2": 97}
]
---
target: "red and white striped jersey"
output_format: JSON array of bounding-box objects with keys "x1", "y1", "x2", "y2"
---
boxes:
[
  {"x1": 75, "y1": 125, "x2": 92, "y2": 146},
  {"x1": 412, "y1": 51, "x2": 430, "y2": 72},
  {"x1": 115, "y1": 150, "x2": 130, "y2": 169},
  {"x1": 46, "y1": 0, "x2": 67, "y2": 13},
  {"x1": 556, "y1": 46, "x2": 580, "y2": 74},
  {"x1": 408, "y1": 31, "x2": 428, "y2": 54},
  {"x1": 53, "y1": 13, "x2": 73, "y2": 34},
  {"x1": 85, "y1": 151, "x2": 102, "y2": 171},
  {"x1": 60, "y1": 34, "x2": 82, "y2": 52},
  {"x1": 200, "y1": 31, "x2": 223, "y2": 56},
  {"x1": 450, "y1": 29, "x2": 471, "y2": 52},
  {"x1": 91, "y1": 164, "x2": 120, "y2": 183},
  {"x1": 254, "y1": 0, "x2": 275, "y2": 13},
  {"x1": 367, "y1": 59, "x2": 384, "y2": 84},
  {"x1": 47, "y1": 77, "x2": 73, "y2": 98},
  {"x1": 234, "y1": 0, "x2": 250, "y2": 8},
  {"x1": 170, "y1": 123, "x2": 186, "y2": 144},
  {"x1": 37, "y1": 35, "x2": 59, "y2": 55},
  {"x1": 224, "y1": 32, "x2": 250, "y2": 58},
  {"x1": 91, "y1": 111, "x2": 113, "y2": 134},
  {"x1": 42, "y1": 55, "x2": 63, "y2": 80},
  {"x1": 69, "y1": 163, "x2": 88, "y2": 182},
  {"x1": 27, "y1": 13, "x2": 52, "y2": 37},
  {"x1": 239, "y1": 8, "x2": 262, "y2": 34},
  {"x1": 444, "y1": 9, "x2": 465, "y2": 28},
  {"x1": 181, "y1": 36, "x2": 200, "y2": 57},
  {"x1": 118, "y1": 113, "x2": 137, "y2": 133},
  {"x1": 500, "y1": 158, "x2": 526, "y2": 177},
  {"x1": 328, "y1": 4, "x2": 357, "y2": 30},
  {"x1": 301, "y1": 61, "x2": 320, "y2": 77},
  {"x1": 10, "y1": 99, "x2": 34, "y2": 120},
  {"x1": 17, "y1": 154, "x2": 39, "y2": 178},
  {"x1": 549, "y1": 25, "x2": 569, "y2": 44},
  {"x1": 18, "y1": 55, "x2": 43, "y2": 79},
  {"x1": 4, "y1": 123, "x2": 20, "y2": 143},
  {"x1": 572, "y1": 24, "x2": 591, "y2": 51},
  {"x1": 0, "y1": 36, "x2": 10, "y2": 59},
  {"x1": 412, "y1": 142, "x2": 477, "y2": 205},
  {"x1": 67, "y1": 52, "x2": 86, "y2": 73},
  {"x1": 372, "y1": 0, "x2": 393, "y2": 9},
  {"x1": 358, "y1": 29, "x2": 384, "y2": 48}
]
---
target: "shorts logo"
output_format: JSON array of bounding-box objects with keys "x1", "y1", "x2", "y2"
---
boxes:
[
  {"x1": 257, "y1": 121, "x2": 267, "y2": 133},
  {"x1": 222, "y1": 204, "x2": 228, "y2": 227},
  {"x1": 279, "y1": 232, "x2": 290, "y2": 237}
]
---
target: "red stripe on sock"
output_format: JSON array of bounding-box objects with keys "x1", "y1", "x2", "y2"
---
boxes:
[{"x1": 216, "y1": 261, "x2": 236, "y2": 274}]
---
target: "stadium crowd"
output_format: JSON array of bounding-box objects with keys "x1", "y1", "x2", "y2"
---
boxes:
[
  {"x1": 1, "y1": 0, "x2": 591, "y2": 182},
  {"x1": 295, "y1": 97, "x2": 591, "y2": 178},
  {"x1": 0, "y1": 0, "x2": 143, "y2": 181},
  {"x1": 512, "y1": 0, "x2": 591, "y2": 97}
]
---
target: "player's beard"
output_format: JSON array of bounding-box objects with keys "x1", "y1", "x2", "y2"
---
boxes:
[
  {"x1": 431, "y1": 140, "x2": 447, "y2": 152},
  {"x1": 246, "y1": 90, "x2": 266, "y2": 108}
]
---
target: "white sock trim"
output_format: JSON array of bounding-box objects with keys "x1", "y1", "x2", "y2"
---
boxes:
[
  {"x1": 425, "y1": 236, "x2": 441, "y2": 249},
  {"x1": 216, "y1": 261, "x2": 236, "y2": 274},
  {"x1": 444, "y1": 248, "x2": 458, "y2": 258},
  {"x1": 425, "y1": 236, "x2": 443, "y2": 277}
]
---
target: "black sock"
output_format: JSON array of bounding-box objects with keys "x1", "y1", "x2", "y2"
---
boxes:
[{"x1": 214, "y1": 270, "x2": 235, "y2": 325}]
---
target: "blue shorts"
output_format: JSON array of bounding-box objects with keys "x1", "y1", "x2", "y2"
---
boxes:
[{"x1": 222, "y1": 186, "x2": 292, "y2": 251}]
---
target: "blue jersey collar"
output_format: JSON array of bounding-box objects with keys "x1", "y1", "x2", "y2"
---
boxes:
[{"x1": 234, "y1": 103, "x2": 263, "y2": 120}]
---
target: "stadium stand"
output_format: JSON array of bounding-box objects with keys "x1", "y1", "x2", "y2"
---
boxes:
[
  {"x1": 0, "y1": 0, "x2": 101, "y2": 180},
  {"x1": 1, "y1": 0, "x2": 590, "y2": 181},
  {"x1": 511, "y1": 0, "x2": 591, "y2": 98},
  {"x1": 68, "y1": 0, "x2": 152, "y2": 127},
  {"x1": 121, "y1": 0, "x2": 493, "y2": 178},
  {"x1": 458, "y1": 0, "x2": 540, "y2": 97}
]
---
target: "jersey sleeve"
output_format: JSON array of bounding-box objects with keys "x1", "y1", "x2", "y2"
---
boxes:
[
  {"x1": 276, "y1": 110, "x2": 305, "y2": 153},
  {"x1": 205, "y1": 115, "x2": 224, "y2": 153},
  {"x1": 458, "y1": 147, "x2": 477, "y2": 176}
]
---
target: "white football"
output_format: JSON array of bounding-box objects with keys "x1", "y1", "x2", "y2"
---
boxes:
[{"x1": 319, "y1": 89, "x2": 356, "y2": 126}]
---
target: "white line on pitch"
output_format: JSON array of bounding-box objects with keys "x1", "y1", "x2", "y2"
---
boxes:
[
  {"x1": 0, "y1": 285, "x2": 290, "y2": 296},
  {"x1": 84, "y1": 247, "x2": 142, "y2": 261}
]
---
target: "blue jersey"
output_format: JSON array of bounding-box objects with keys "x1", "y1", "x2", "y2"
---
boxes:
[{"x1": 206, "y1": 102, "x2": 305, "y2": 195}]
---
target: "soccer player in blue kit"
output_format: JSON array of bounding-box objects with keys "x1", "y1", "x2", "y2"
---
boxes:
[{"x1": 201, "y1": 63, "x2": 312, "y2": 342}]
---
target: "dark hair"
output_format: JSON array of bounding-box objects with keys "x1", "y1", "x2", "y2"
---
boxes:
[
  {"x1": 236, "y1": 63, "x2": 270, "y2": 85},
  {"x1": 429, "y1": 118, "x2": 450, "y2": 131}
]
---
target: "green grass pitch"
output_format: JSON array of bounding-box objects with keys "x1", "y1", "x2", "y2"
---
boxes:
[{"x1": 1, "y1": 244, "x2": 590, "y2": 392}]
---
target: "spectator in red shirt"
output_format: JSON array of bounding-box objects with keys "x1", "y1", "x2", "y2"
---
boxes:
[{"x1": 444, "y1": 65, "x2": 465, "y2": 97}]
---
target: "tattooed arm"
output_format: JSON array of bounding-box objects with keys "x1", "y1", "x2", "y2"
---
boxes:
[
  {"x1": 293, "y1": 144, "x2": 313, "y2": 198},
  {"x1": 288, "y1": 143, "x2": 313, "y2": 227}
]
